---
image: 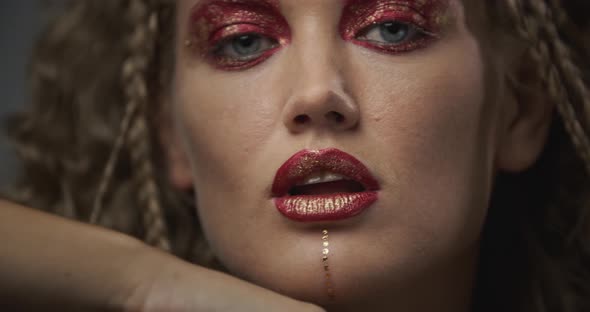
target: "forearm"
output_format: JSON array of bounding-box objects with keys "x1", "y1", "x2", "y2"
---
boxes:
[
  {"x1": 0, "y1": 200, "x2": 155, "y2": 311},
  {"x1": 0, "y1": 201, "x2": 325, "y2": 312}
]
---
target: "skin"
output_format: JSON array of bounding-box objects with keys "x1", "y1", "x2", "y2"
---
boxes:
[
  {"x1": 0, "y1": 200, "x2": 325, "y2": 312},
  {"x1": 165, "y1": 0, "x2": 553, "y2": 311}
]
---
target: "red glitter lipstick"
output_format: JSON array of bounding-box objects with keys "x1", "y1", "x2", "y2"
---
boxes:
[{"x1": 272, "y1": 149, "x2": 380, "y2": 222}]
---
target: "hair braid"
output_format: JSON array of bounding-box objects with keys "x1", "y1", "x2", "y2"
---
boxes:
[
  {"x1": 90, "y1": 0, "x2": 171, "y2": 250},
  {"x1": 124, "y1": 0, "x2": 171, "y2": 251},
  {"x1": 90, "y1": 94, "x2": 138, "y2": 224},
  {"x1": 505, "y1": 0, "x2": 590, "y2": 175},
  {"x1": 490, "y1": 2, "x2": 590, "y2": 311}
]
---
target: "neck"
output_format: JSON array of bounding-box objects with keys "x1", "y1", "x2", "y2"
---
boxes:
[{"x1": 325, "y1": 244, "x2": 479, "y2": 312}]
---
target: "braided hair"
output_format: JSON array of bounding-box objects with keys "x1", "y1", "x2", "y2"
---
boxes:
[
  {"x1": 2, "y1": 0, "x2": 202, "y2": 259},
  {"x1": 505, "y1": 0, "x2": 590, "y2": 174},
  {"x1": 475, "y1": 1, "x2": 590, "y2": 311},
  {"x1": 90, "y1": 0, "x2": 170, "y2": 251}
]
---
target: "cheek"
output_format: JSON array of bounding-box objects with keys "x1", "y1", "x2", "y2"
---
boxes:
[
  {"x1": 347, "y1": 26, "x2": 493, "y2": 247},
  {"x1": 172, "y1": 68, "x2": 280, "y2": 191},
  {"x1": 173, "y1": 2, "x2": 285, "y2": 192}
]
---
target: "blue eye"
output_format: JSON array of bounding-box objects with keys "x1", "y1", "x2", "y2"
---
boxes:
[
  {"x1": 360, "y1": 21, "x2": 422, "y2": 45},
  {"x1": 214, "y1": 34, "x2": 277, "y2": 59},
  {"x1": 379, "y1": 22, "x2": 410, "y2": 43}
]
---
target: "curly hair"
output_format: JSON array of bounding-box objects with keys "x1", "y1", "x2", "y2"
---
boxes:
[{"x1": 2, "y1": 0, "x2": 590, "y2": 311}]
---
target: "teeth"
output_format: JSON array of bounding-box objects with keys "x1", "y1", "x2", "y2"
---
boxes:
[{"x1": 296, "y1": 172, "x2": 348, "y2": 186}]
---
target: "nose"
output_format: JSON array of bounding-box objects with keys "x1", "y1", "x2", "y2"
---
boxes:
[{"x1": 281, "y1": 34, "x2": 359, "y2": 133}]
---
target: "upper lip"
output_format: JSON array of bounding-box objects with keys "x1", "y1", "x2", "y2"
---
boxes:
[{"x1": 271, "y1": 148, "x2": 380, "y2": 197}]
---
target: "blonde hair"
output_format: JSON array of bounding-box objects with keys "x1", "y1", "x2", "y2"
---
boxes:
[{"x1": 3, "y1": 0, "x2": 590, "y2": 310}]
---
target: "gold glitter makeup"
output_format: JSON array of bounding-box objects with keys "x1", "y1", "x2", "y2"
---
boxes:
[
  {"x1": 322, "y1": 229, "x2": 335, "y2": 300},
  {"x1": 186, "y1": 0, "x2": 291, "y2": 70},
  {"x1": 279, "y1": 192, "x2": 377, "y2": 221},
  {"x1": 272, "y1": 149, "x2": 379, "y2": 222},
  {"x1": 340, "y1": 0, "x2": 453, "y2": 54}
]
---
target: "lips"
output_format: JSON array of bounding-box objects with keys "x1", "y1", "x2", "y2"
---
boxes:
[{"x1": 272, "y1": 148, "x2": 380, "y2": 222}]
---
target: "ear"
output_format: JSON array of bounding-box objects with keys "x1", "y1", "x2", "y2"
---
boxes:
[
  {"x1": 158, "y1": 103, "x2": 194, "y2": 190},
  {"x1": 496, "y1": 55, "x2": 554, "y2": 173}
]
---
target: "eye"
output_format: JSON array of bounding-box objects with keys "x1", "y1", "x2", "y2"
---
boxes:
[
  {"x1": 358, "y1": 21, "x2": 424, "y2": 45},
  {"x1": 213, "y1": 33, "x2": 278, "y2": 60}
]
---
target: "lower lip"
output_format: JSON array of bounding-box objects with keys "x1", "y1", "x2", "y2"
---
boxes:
[{"x1": 274, "y1": 191, "x2": 378, "y2": 222}]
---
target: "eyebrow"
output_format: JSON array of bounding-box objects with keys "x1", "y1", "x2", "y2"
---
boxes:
[
  {"x1": 343, "y1": 0, "x2": 439, "y2": 7},
  {"x1": 190, "y1": 0, "x2": 444, "y2": 20},
  {"x1": 191, "y1": 0, "x2": 281, "y2": 14},
  {"x1": 192, "y1": 0, "x2": 437, "y2": 12}
]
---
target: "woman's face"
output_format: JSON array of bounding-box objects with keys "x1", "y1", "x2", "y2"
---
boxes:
[{"x1": 168, "y1": 0, "x2": 538, "y2": 309}]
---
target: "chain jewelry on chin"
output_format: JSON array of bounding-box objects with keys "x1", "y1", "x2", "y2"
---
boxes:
[{"x1": 322, "y1": 229, "x2": 335, "y2": 300}]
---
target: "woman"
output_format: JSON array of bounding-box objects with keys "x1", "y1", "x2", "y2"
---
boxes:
[{"x1": 1, "y1": 0, "x2": 589, "y2": 311}]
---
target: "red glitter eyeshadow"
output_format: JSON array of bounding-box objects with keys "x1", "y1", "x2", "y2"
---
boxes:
[
  {"x1": 188, "y1": 0, "x2": 291, "y2": 70},
  {"x1": 340, "y1": 0, "x2": 451, "y2": 54}
]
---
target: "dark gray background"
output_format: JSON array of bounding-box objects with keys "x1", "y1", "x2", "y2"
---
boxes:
[{"x1": 0, "y1": 2, "x2": 44, "y2": 186}]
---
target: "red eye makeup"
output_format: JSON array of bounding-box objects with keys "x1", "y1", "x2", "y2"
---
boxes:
[
  {"x1": 186, "y1": 0, "x2": 452, "y2": 70},
  {"x1": 340, "y1": 0, "x2": 452, "y2": 54},
  {"x1": 188, "y1": 0, "x2": 291, "y2": 70}
]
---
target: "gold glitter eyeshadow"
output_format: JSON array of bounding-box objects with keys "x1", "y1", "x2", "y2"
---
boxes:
[
  {"x1": 186, "y1": 0, "x2": 291, "y2": 70},
  {"x1": 322, "y1": 229, "x2": 335, "y2": 300},
  {"x1": 339, "y1": 0, "x2": 453, "y2": 54}
]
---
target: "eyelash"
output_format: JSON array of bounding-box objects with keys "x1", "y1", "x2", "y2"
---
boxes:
[
  {"x1": 351, "y1": 19, "x2": 435, "y2": 54},
  {"x1": 341, "y1": 4, "x2": 439, "y2": 53},
  {"x1": 208, "y1": 24, "x2": 282, "y2": 70},
  {"x1": 203, "y1": 8, "x2": 437, "y2": 70}
]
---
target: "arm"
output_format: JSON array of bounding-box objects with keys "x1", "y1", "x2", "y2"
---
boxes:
[
  {"x1": 0, "y1": 200, "x2": 151, "y2": 310},
  {"x1": 0, "y1": 201, "x2": 325, "y2": 312}
]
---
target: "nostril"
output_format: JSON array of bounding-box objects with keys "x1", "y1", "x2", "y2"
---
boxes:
[
  {"x1": 325, "y1": 111, "x2": 345, "y2": 123},
  {"x1": 294, "y1": 115, "x2": 311, "y2": 125}
]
